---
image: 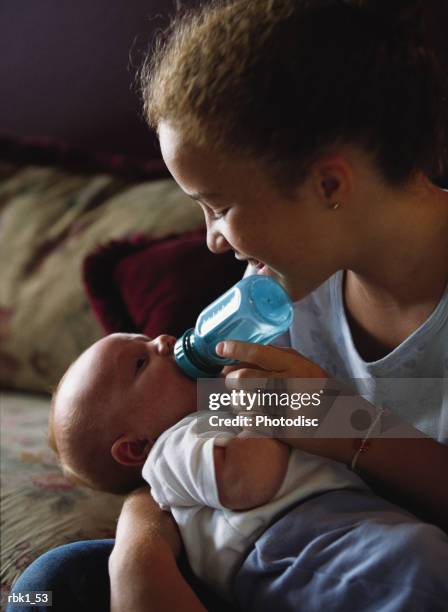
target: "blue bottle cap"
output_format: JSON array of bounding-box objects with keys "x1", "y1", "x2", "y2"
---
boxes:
[{"x1": 174, "y1": 329, "x2": 222, "y2": 379}]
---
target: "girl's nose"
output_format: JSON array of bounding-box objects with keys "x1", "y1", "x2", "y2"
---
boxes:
[{"x1": 206, "y1": 227, "x2": 231, "y2": 255}]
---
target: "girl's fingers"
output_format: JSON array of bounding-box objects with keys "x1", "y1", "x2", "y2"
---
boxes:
[
  {"x1": 216, "y1": 341, "x2": 295, "y2": 372},
  {"x1": 226, "y1": 367, "x2": 276, "y2": 380},
  {"x1": 278, "y1": 346, "x2": 300, "y2": 356},
  {"x1": 221, "y1": 362, "x2": 265, "y2": 376},
  {"x1": 217, "y1": 342, "x2": 328, "y2": 379},
  {"x1": 224, "y1": 367, "x2": 275, "y2": 392}
]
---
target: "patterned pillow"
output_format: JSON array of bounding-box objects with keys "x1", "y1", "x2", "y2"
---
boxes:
[{"x1": 0, "y1": 162, "x2": 204, "y2": 393}]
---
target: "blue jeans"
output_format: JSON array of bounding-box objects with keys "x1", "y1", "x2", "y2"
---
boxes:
[{"x1": 6, "y1": 539, "x2": 233, "y2": 612}]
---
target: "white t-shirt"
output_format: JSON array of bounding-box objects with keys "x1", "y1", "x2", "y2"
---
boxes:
[
  {"x1": 143, "y1": 412, "x2": 367, "y2": 600},
  {"x1": 284, "y1": 270, "x2": 448, "y2": 444}
]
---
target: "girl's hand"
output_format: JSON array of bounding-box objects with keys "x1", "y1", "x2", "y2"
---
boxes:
[
  {"x1": 217, "y1": 341, "x2": 351, "y2": 463},
  {"x1": 217, "y1": 341, "x2": 329, "y2": 379}
]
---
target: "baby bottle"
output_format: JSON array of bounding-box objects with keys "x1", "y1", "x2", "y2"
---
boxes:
[{"x1": 174, "y1": 275, "x2": 293, "y2": 379}]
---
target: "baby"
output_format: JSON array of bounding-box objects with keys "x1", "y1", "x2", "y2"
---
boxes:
[
  {"x1": 50, "y1": 333, "x2": 437, "y2": 603},
  {"x1": 49, "y1": 333, "x2": 196, "y2": 494},
  {"x1": 49, "y1": 333, "x2": 296, "y2": 500}
]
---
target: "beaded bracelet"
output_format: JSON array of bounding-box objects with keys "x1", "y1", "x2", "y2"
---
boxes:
[{"x1": 349, "y1": 408, "x2": 384, "y2": 473}]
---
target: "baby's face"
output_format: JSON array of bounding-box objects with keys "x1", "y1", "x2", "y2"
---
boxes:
[{"x1": 56, "y1": 333, "x2": 197, "y2": 446}]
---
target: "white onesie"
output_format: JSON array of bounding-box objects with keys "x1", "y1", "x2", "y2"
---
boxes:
[{"x1": 142, "y1": 412, "x2": 367, "y2": 600}]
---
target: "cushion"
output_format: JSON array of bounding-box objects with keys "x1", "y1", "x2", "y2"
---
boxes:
[
  {"x1": 0, "y1": 162, "x2": 205, "y2": 394},
  {"x1": 83, "y1": 228, "x2": 246, "y2": 339}
]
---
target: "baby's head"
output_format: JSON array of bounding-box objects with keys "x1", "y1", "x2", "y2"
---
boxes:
[{"x1": 49, "y1": 333, "x2": 197, "y2": 494}]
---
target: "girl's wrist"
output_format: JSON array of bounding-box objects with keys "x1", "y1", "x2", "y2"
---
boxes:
[
  {"x1": 284, "y1": 436, "x2": 354, "y2": 464},
  {"x1": 328, "y1": 437, "x2": 355, "y2": 464}
]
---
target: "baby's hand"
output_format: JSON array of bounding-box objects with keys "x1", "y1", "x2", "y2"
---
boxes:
[{"x1": 213, "y1": 436, "x2": 290, "y2": 510}]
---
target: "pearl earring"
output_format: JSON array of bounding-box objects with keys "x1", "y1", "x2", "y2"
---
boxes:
[{"x1": 330, "y1": 201, "x2": 341, "y2": 210}]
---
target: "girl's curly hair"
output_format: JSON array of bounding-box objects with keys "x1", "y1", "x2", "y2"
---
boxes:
[{"x1": 140, "y1": 0, "x2": 448, "y2": 191}]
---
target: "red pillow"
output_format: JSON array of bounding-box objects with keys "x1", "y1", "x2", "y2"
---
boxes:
[{"x1": 82, "y1": 228, "x2": 246, "y2": 338}]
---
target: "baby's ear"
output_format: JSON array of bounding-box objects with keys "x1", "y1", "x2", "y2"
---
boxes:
[{"x1": 111, "y1": 435, "x2": 152, "y2": 467}]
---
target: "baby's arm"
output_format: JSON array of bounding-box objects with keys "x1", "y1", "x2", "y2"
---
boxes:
[{"x1": 213, "y1": 437, "x2": 290, "y2": 510}]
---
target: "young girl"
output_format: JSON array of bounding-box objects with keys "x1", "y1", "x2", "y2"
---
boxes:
[{"x1": 9, "y1": 1, "x2": 448, "y2": 611}]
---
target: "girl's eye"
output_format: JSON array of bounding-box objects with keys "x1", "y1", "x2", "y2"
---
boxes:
[{"x1": 135, "y1": 357, "x2": 147, "y2": 374}]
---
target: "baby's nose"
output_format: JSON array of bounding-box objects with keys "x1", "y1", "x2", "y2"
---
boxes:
[{"x1": 154, "y1": 335, "x2": 177, "y2": 355}]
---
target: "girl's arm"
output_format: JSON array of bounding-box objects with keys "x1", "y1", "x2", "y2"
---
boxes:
[
  {"x1": 218, "y1": 340, "x2": 448, "y2": 533},
  {"x1": 321, "y1": 436, "x2": 448, "y2": 533},
  {"x1": 109, "y1": 486, "x2": 206, "y2": 612}
]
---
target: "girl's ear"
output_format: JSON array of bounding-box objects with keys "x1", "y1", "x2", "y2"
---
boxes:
[
  {"x1": 312, "y1": 154, "x2": 353, "y2": 204},
  {"x1": 110, "y1": 434, "x2": 152, "y2": 467}
]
